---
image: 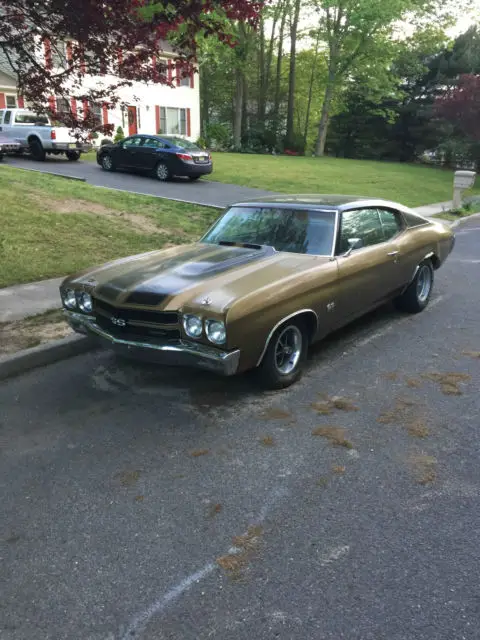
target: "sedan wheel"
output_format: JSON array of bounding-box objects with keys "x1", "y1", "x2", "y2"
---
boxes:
[
  {"x1": 394, "y1": 259, "x2": 434, "y2": 313},
  {"x1": 101, "y1": 154, "x2": 115, "y2": 171},
  {"x1": 257, "y1": 320, "x2": 307, "y2": 389},
  {"x1": 155, "y1": 162, "x2": 171, "y2": 182}
]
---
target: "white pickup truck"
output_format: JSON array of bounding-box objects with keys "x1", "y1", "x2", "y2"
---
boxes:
[{"x1": 0, "y1": 108, "x2": 91, "y2": 161}]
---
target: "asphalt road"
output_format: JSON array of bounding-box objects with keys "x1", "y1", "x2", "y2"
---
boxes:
[
  {"x1": 2, "y1": 155, "x2": 277, "y2": 209},
  {"x1": 1, "y1": 218, "x2": 480, "y2": 640}
]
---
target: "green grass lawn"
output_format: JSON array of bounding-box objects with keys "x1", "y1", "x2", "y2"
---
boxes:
[
  {"x1": 0, "y1": 166, "x2": 218, "y2": 288},
  {"x1": 83, "y1": 149, "x2": 477, "y2": 208}
]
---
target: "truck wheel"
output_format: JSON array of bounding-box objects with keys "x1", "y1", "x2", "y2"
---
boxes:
[
  {"x1": 66, "y1": 151, "x2": 81, "y2": 161},
  {"x1": 29, "y1": 139, "x2": 46, "y2": 161}
]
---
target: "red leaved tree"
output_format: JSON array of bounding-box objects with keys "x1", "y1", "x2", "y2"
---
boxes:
[
  {"x1": 0, "y1": 0, "x2": 263, "y2": 134},
  {"x1": 435, "y1": 74, "x2": 480, "y2": 142}
]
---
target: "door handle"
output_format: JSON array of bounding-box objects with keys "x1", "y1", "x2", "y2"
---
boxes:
[{"x1": 387, "y1": 251, "x2": 399, "y2": 256}]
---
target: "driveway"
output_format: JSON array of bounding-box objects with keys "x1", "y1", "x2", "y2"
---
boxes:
[
  {"x1": 1, "y1": 219, "x2": 479, "y2": 639},
  {"x1": 3, "y1": 155, "x2": 277, "y2": 209}
]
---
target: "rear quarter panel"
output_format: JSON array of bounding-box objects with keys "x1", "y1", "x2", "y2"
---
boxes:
[{"x1": 396, "y1": 220, "x2": 454, "y2": 285}]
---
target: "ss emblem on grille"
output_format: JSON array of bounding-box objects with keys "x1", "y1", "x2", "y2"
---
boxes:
[{"x1": 111, "y1": 316, "x2": 126, "y2": 327}]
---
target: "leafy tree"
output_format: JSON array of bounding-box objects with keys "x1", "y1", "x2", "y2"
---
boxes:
[{"x1": 0, "y1": 0, "x2": 263, "y2": 134}]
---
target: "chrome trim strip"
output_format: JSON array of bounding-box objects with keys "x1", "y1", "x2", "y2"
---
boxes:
[
  {"x1": 256, "y1": 308, "x2": 319, "y2": 367},
  {"x1": 330, "y1": 209, "x2": 340, "y2": 260},
  {"x1": 65, "y1": 311, "x2": 240, "y2": 376}
]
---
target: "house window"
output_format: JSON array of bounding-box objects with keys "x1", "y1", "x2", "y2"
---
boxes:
[
  {"x1": 89, "y1": 102, "x2": 102, "y2": 127},
  {"x1": 51, "y1": 41, "x2": 68, "y2": 68},
  {"x1": 180, "y1": 74, "x2": 190, "y2": 87},
  {"x1": 56, "y1": 97, "x2": 70, "y2": 115},
  {"x1": 6, "y1": 95, "x2": 17, "y2": 108},
  {"x1": 159, "y1": 107, "x2": 186, "y2": 135}
]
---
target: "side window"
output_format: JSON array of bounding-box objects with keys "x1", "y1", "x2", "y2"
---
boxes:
[
  {"x1": 377, "y1": 208, "x2": 402, "y2": 241},
  {"x1": 142, "y1": 137, "x2": 164, "y2": 149},
  {"x1": 122, "y1": 136, "x2": 142, "y2": 148},
  {"x1": 338, "y1": 208, "x2": 384, "y2": 253},
  {"x1": 0, "y1": 110, "x2": 4, "y2": 123},
  {"x1": 4, "y1": 110, "x2": 11, "y2": 124}
]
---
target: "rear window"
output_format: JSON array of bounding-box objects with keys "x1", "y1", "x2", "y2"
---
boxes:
[
  {"x1": 14, "y1": 112, "x2": 50, "y2": 125},
  {"x1": 403, "y1": 211, "x2": 430, "y2": 228},
  {"x1": 163, "y1": 136, "x2": 201, "y2": 151}
]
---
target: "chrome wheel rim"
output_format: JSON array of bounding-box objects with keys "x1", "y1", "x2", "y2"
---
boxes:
[
  {"x1": 274, "y1": 325, "x2": 302, "y2": 375},
  {"x1": 102, "y1": 155, "x2": 112, "y2": 170},
  {"x1": 416, "y1": 265, "x2": 432, "y2": 303},
  {"x1": 156, "y1": 164, "x2": 168, "y2": 180}
]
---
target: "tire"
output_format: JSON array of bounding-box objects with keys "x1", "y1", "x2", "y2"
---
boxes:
[
  {"x1": 394, "y1": 259, "x2": 434, "y2": 313},
  {"x1": 100, "y1": 153, "x2": 115, "y2": 172},
  {"x1": 189, "y1": 176, "x2": 201, "y2": 181},
  {"x1": 66, "y1": 150, "x2": 80, "y2": 161},
  {"x1": 29, "y1": 139, "x2": 46, "y2": 161},
  {"x1": 257, "y1": 319, "x2": 308, "y2": 390},
  {"x1": 0, "y1": 154, "x2": 3, "y2": 162},
  {"x1": 155, "y1": 162, "x2": 171, "y2": 182}
]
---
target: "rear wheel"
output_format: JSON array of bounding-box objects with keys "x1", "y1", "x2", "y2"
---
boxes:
[
  {"x1": 394, "y1": 259, "x2": 434, "y2": 313},
  {"x1": 100, "y1": 153, "x2": 115, "y2": 172},
  {"x1": 66, "y1": 150, "x2": 81, "y2": 161},
  {"x1": 257, "y1": 320, "x2": 308, "y2": 389},
  {"x1": 155, "y1": 162, "x2": 171, "y2": 182},
  {"x1": 29, "y1": 139, "x2": 46, "y2": 161}
]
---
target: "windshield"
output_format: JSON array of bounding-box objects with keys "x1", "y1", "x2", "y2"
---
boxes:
[
  {"x1": 202, "y1": 206, "x2": 336, "y2": 255},
  {"x1": 165, "y1": 137, "x2": 202, "y2": 150},
  {"x1": 14, "y1": 112, "x2": 49, "y2": 125}
]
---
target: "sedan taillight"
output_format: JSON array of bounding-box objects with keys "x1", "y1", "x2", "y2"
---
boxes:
[
  {"x1": 176, "y1": 152, "x2": 193, "y2": 162},
  {"x1": 51, "y1": 129, "x2": 56, "y2": 140}
]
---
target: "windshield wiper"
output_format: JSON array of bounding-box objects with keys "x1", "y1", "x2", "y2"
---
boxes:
[{"x1": 218, "y1": 240, "x2": 266, "y2": 250}]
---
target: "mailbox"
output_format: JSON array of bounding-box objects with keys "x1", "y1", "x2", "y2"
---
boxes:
[{"x1": 453, "y1": 170, "x2": 476, "y2": 208}]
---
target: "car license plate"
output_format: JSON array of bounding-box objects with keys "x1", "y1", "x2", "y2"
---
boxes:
[
  {"x1": 197, "y1": 156, "x2": 208, "y2": 163},
  {"x1": 69, "y1": 143, "x2": 78, "y2": 149}
]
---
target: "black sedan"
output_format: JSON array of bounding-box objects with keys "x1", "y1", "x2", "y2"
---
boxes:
[{"x1": 96, "y1": 134, "x2": 213, "y2": 181}]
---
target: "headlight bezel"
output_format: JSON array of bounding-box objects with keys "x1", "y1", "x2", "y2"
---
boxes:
[
  {"x1": 183, "y1": 313, "x2": 203, "y2": 339},
  {"x1": 205, "y1": 318, "x2": 227, "y2": 345}
]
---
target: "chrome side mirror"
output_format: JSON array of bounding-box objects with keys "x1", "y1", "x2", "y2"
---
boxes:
[{"x1": 343, "y1": 237, "x2": 363, "y2": 257}]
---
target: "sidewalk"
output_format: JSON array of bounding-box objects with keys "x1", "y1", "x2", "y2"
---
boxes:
[{"x1": 0, "y1": 201, "x2": 453, "y2": 324}]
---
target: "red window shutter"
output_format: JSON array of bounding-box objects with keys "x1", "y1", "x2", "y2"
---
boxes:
[
  {"x1": 102, "y1": 103, "x2": 108, "y2": 125},
  {"x1": 83, "y1": 100, "x2": 89, "y2": 120},
  {"x1": 70, "y1": 98, "x2": 77, "y2": 116},
  {"x1": 48, "y1": 95, "x2": 56, "y2": 114},
  {"x1": 190, "y1": 71, "x2": 194, "y2": 89},
  {"x1": 0, "y1": 93, "x2": 5, "y2": 108},
  {"x1": 167, "y1": 59, "x2": 173, "y2": 83},
  {"x1": 175, "y1": 61, "x2": 181, "y2": 86},
  {"x1": 80, "y1": 50, "x2": 86, "y2": 74},
  {"x1": 17, "y1": 96, "x2": 25, "y2": 108},
  {"x1": 186, "y1": 108, "x2": 191, "y2": 137},
  {"x1": 44, "y1": 38, "x2": 52, "y2": 69},
  {"x1": 66, "y1": 41, "x2": 72, "y2": 62},
  {"x1": 155, "y1": 105, "x2": 160, "y2": 134}
]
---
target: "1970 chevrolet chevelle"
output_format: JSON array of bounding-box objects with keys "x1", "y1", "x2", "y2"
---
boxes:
[{"x1": 60, "y1": 195, "x2": 455, "y2": 388}]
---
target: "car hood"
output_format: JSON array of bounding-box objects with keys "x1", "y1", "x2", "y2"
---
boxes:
[{"x1": 64, "y1": 243, "x2": 330, "y2": 313}]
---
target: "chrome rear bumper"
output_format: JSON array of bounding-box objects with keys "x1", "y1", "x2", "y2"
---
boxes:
[{"x1": 66, "y1": 311, "x2": 240, "y2": 376}]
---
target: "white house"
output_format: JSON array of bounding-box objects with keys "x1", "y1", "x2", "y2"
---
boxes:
[{"x1": 0, "y1": 40, "x2": 201, "y2": 142}]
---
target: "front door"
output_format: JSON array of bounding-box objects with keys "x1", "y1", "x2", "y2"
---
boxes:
[
  {"x1": 127, "y1": 106, "x2": 138, "y2": 136},
  {"x1": 335, "y1": 207, "x2": 405, "y2": 323}
]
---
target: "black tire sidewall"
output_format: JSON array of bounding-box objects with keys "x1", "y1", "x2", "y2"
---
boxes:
[
  {"x1": 257, "y1": 320, "x2": 308, "y2": 389},
  {"x1": 66, "y1": 151, "x2": 80, "y2": 161},
  {"x1": 395, "y1": 259, "x2": 434, "y2": 313},
  {"x1": 30, "y1": 140, "x2": 45, "y2": 161}
]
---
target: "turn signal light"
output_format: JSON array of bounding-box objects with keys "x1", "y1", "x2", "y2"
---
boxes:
[{"x1": 51, "y1": 129, "x2": 56, "y2": 140}]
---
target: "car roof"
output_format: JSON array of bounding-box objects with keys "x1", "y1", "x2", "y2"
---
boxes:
[{"x1": 230, "y1": 194, "x2": 419, "y2": 214}]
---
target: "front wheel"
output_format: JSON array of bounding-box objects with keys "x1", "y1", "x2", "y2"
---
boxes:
[
  {"x1": 66, "y1": 150, "x2": 80, "y2": 161},
  {"x1": 100, "y1": 153, "x2": 115, "y2": 172},
  {"x1": 257, "y1": 320, "x2": 308, "y2": 389},
  {"x1": 394, "y1": 259, "x2": 434, "y2": 313},
  {"x1": 155, "y1": 162, "x2": 171, "y2": 182},
  {"x1": 29, "y1": 139, "x2": 46, "y2": 161}
]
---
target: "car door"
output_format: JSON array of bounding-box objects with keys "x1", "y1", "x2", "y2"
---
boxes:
[
  {"x1": 114, "y1": 135, "x2": 143, "y2": 169},
  {"x1": 334, "y1": 207, "x2": 405, "y2": 323},
  {"x1": 134, "y1": 137, "x2": 166, "y2": 171}
]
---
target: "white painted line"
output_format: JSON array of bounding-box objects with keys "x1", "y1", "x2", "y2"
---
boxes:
[
  {"x1": 93, "y1": 184, "x2": 225, "y2": 209},
  {"x1": 120, "y1": 484, "x2": 289, "y2": 639},
  {"x1": 319, "y1": 545, "x2": 350, "y2": 567}
]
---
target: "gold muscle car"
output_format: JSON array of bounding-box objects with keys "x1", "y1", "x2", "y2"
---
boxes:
[{"x1": 60, "y1": 195, "x2": 455, "y2": 388}]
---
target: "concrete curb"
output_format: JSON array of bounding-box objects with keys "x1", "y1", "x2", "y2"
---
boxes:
[
  {"x1": 450, "y1": 212, "x2": 480, "y2": 229},
  {"x1": 0, "y1": 334, "x2": 99, "y2": 381},
  {"x1": 1, "y1": 164, "x2": 86, "y2": 182}
]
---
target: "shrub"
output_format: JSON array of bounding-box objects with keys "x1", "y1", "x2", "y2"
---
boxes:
[{"x1": 114, "y1": 126, "x2": 125, "y2": 143}]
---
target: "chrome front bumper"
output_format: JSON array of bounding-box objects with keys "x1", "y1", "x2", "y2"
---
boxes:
[{"x1": 66, "y1": 311, "x2": 240, "y2": 376}]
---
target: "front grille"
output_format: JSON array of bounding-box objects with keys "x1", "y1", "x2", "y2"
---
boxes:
[
  {"x1": 93, "y1": 298, "x2": 178, "y2": 325},
  {"x1": 95, "y1": 313, "x2": 180, "y2": 341}
]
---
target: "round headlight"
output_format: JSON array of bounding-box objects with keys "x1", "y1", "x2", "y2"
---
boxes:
[
  {"x1": 78, "y1": 292, "x2": 93, "y2": 314},
  {"x1": 183, "y1": 314, "x2": 203, "y2": 338},
  {"x1": 206, "y1": 319, "x2": 226, "y2": 345},
  {"x1": 62, "y1": 289, "x2": 77, "y2": 309}
]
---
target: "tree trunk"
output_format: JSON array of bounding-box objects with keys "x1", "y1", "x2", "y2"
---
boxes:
[
  {"x1": 200, "y1": 67, "x2": 210, "y2": 135},
  {"x1": 272, "y1": 0, "x2": 288, "y2": 142},
  {"x1": 315, "y1": 69, "x2": 336, "y2": 156},
  {"x1": 242, "y1": 73, "x2": 248, "y2": 141},
  {"x1": 234, "y1": 68, "x2": 244, "y2": 149},
  {"x1": 258, "y1": 15, "x2": 266, "y2": 124},
  {"x1": 285, "y1": 0, "x2": 302, "y2": 149},
  {"x1": 303, "y1": 28, "x2": 321, "y2": 150},
  {"x1": 259, "y1": 7, "x2": 279, "y2": 128}
]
